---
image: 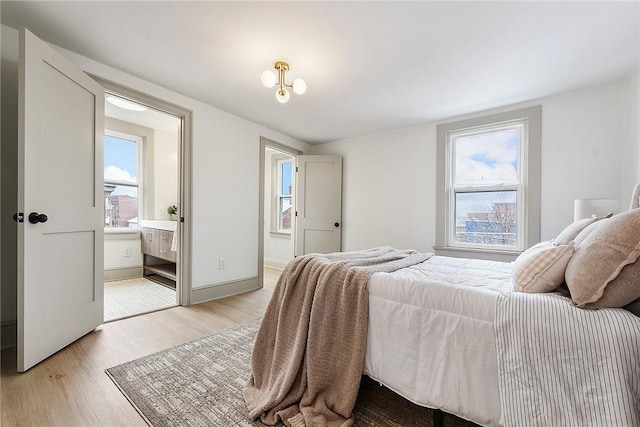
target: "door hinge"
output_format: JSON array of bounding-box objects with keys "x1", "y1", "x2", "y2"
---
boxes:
[
  {"x1": 295, "y1": 211, "x2": 298, "y2": 217},
  {"x1": 296, "y1": 167, "x2": 298, "y2": 172}
]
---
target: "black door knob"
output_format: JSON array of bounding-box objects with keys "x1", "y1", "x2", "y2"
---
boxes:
[
  {"x1": 334, "y1": 222, "x2": 340, "y2": 227},
  {"x1": 28, "y1": 212, "x2": 48, "y2": 224},
  {"x1": 13, "y1": 212, "x2": 24, "y2": 223}
]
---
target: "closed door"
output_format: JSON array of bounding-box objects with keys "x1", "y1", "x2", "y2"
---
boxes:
[{"x1": 294, "y1": 155, "x2": 343, "y2": 255}]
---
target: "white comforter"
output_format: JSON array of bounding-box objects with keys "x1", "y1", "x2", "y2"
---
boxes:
[{"x1": 364, "y1": 256, "x2": 512, "y2": 426}]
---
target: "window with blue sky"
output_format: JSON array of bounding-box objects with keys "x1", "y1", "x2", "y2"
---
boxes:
[
  {"x1": 277, "y1": 159, "x2": 293, "y2": 232},
  {"x1": 104, "y1": 133, "x2": 141, "y2": 228},
  {"x1": 450, "y1": 122, "x2": 523, "y2": 248}
]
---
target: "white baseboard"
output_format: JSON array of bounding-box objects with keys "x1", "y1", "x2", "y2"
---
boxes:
[
  {"x1": 264, "y1": 257, "x2": 288, "y2": 270},
  {"x1": 1, "y1": 320, "x2": 17, "y2": 350},
  {"x1": 104, "y1": 267, "x2": 143, "y2": 282},
  {"x1": 190, "y1": 276, "x2": 259, "y2": 305}
]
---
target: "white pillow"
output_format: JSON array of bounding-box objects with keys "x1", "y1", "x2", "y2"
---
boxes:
[{"x1": 513, "y1": 241, "x2": 575, "y2": 293}]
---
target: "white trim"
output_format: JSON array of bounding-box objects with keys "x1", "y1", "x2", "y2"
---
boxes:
[
  {"x1": 190, "y1": 276, "x2": 259, "y2": 305},
  {"x1": 264, "y1": 257, "x2": 288, "y2": 270},
  {"x1": 104, "y1": 267, "x2": 143, "y2": 282}
]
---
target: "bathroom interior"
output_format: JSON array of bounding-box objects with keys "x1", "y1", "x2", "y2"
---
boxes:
[{"x1": 103, "y1": 94, "x2": 181, "y2": 321}]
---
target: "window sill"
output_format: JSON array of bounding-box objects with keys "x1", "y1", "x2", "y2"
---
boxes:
[
  {"x1": 105, "y1": 227, "x2": 141, "y2": 234},
  {"x1": 269, "y1": 231, "x2": 292, "y2": 238},
  {"x1": 433, "y1": 245, "x2": 521, "y2": 262}
]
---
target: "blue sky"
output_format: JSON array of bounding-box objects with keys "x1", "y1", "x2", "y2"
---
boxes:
[
  {"x1": 454, "y1": 127, "x2": 519, "y2": 217},
  {"x1": 104, "y1": 135, "x2": 138, "y2": 197},
  {"x1": 104, "y1": 135, "x2": 137, "y2": 179},
  {"x1": 281, "y1": 162, "x2": 292, "y2": 195},
  {"x1": 454, "y1": 128, "x2": 518, "y2": 187}
]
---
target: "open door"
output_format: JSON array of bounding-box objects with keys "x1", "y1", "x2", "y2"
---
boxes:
[
  {"x1": 17, "y1": 29, "x2": 105, "y2": 372},
  {"x1": 294, "y1": 155, "x2": 342, "y2": 256}
]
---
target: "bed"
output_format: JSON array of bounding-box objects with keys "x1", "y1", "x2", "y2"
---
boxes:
[
  {"x1": 365, "y1": 256, "x2": 640, "y2": 426},
  {"x1": 246, "y1": 188, "x2": 640, "y2": 427}
]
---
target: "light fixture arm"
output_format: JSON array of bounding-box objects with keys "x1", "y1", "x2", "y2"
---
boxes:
[{"x1": 275, "y1": 61, "x2": 293, "y2": 89}]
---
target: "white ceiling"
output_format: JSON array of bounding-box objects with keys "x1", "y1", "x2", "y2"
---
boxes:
[{"x1": 2, "y1": 1, "x2": 638, "y2": 144}]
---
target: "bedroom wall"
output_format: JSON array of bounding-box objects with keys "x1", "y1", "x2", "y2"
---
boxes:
[
  {"x1": 153, "y1": 128, "x2": 179, "y2": 220},
  {"x1": 311, "y1": 75, "x2": 639, "y2": 254},
  {"x1": 0, "y1": 25, "x2": 310, "y2": 325}
]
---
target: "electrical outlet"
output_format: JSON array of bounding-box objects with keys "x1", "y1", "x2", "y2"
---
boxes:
[
  {"x1": 219, "y1": 258, "x2": 226, "y2": 269},
  {"x1": 124, "y1": 247, "x2": 131, "y2": 257}
]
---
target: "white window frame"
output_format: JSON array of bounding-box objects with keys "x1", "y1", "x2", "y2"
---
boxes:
[
  {"x1": 104, "y1": 129, "x2": 143, "y2": 229},
  {"x1": 275, "y1": 158, "x2": 293, "y2": 234},
  {"x1": 435, "y1": 106, "x2": 541, "y2": 260}
]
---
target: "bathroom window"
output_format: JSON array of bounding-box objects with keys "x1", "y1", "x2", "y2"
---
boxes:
[{"x1": 104, "y1": 130, "x2": 143, "y2": 229}]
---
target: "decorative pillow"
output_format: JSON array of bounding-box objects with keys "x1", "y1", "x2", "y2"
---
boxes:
[
  {"x1": 553, "y1": 213, "x2": 612, "y2": 246},
  {"x1": 573, "y1": 218, "x2": 609, "y2": 247},
  {"x1": 513, "y1": 241, "x2": 575, "y2": 293},
  {"x1": 565, "y1": 208, "x2": 640, "y2": 308}
]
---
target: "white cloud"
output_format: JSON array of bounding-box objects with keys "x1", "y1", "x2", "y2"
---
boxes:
[
  {"x1": 454, "y1": 128, "x2": 518, "y2": 185},
  {"x1": 104, "y1": 165, "x2": 136, "y2": 182}
]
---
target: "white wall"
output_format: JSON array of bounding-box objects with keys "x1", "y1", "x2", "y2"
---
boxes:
[
  {"x1": 153, "y1": 128, "x2": 179, "y2": 220},
  {"x1": 104, "y1": 232, "x2": 143, "y2": 278},
  {"x1": 0, "y1": 25, "x2": 310, "y2": 318},
  {"x1": 311, "y1": 75, "x2": 640, "y2": 253}
]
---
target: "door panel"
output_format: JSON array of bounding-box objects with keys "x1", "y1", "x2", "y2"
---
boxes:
[
  {"x1": 294, "y1": 155, "x2": 342, "y2": 256},
  {"x1": 18, "y1": 28, "x2": 104, "y2": 372}
]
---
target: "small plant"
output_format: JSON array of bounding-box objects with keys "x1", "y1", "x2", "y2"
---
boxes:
[{"x1": 167, "y1": 205, "x2": 177, "y2": 215}]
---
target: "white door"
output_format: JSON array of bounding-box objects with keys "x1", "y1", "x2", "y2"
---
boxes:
[
  {"x1": 18, "y1": 29, "x2": 105, "y2": 372},
  {"x1": 294, "y1": 155, "x2": 342, "y2": 256}
]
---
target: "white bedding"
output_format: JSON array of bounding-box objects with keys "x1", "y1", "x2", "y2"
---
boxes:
[
  {"x1": 496, "y1": 291, "x2": 640, "y2": 426},
  {"x1": 364, "y1": 255, "x2": 512, "y2": 426}
]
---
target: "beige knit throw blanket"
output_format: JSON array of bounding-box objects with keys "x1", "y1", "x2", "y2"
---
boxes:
[{"x1": 243, "y1": 247, "x2": 433, "y2": 427}]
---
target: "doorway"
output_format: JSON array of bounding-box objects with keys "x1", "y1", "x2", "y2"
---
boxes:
[
  {"x1": 101, "y1": 91, "x2": 185, "y2": 321},
  {"x1": 258, "y1": 138, "x2": 301, "y2": 286}
]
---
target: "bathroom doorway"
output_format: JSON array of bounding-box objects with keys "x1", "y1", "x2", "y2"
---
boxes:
[{"x1": 102, "y1": 93, "x2": 183, "y2": 321}]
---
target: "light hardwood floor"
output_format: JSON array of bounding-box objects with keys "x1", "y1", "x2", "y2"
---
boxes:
[{"x1": 1, "y1": 268, "x2": 280, "y2": 427}]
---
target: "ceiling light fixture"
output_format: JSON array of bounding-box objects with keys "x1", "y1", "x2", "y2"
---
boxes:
[
  {"x1": 106, "y1": 95, "x2": 147, "y2": 111},
  {"x1": 260, "y1": 61, "x2": 306, "y2": 104}
]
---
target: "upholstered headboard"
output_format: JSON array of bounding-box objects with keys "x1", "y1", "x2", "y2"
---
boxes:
[{"x1": 630, "y1": 183, "x2": 640, "y2": 210}]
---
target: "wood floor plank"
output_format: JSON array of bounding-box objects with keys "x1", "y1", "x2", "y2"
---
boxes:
[{"x1": 1, "y1": 269, "x2": 280, "y2": 427}]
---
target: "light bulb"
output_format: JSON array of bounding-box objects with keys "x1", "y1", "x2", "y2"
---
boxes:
[
  {"x1": 276, "y1": 88, "x2": 290, "y2": 103},
  {"x1": 106, "y1": 95, "x2": 147, "y2": 111},
  {"x1": 261, "y1": 70, "x2": 277, "y2": 88},
  {"x1": 292, "y1": 78, "x2": 307, "y2": 95}
]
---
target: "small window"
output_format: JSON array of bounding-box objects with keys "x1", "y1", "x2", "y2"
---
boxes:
[
  {"x1": 436, "y1": 106, "x2": 541, "y2": 255},
  {"x1": 276, "y1": 159, "x2": 293, "y2": 232},
  {"x1": 104, "y1": 131, "x2": 142, "y2": 229}
]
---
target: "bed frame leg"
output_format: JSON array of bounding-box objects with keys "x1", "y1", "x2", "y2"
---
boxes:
[{"x1": 433, "y1": 409, "x2": 444, "y2": 427}]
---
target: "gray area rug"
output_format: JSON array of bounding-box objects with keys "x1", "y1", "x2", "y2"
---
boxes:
[{"x1": 107, "y1": 318, "x2": 474, "y2": 426}]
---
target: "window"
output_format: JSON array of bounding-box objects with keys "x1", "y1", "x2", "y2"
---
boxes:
[
  {"x1": 276, "y1": 159, "x2": 293, "y2": 232},
  {"x1": 104, "y1": 130, "x2": 143, "y2": 229},
  {"x1": 436, "y1": 106, "x2": 541, "y2": 255}
]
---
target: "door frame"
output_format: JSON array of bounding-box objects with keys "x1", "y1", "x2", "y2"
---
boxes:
[
  {"x1": 93, "y1": 76, "x2": 194, "y2": 306},
  {"x1": 258, "y1": 137, "x2": 301, "y2": 287}
]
